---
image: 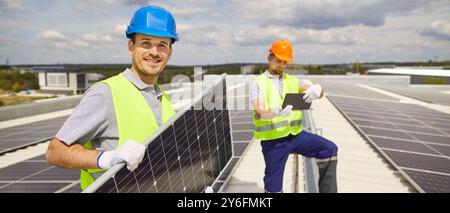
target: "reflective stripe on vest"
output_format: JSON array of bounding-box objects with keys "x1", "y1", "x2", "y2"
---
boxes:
[
  {"x1": 253, "y1": 120, "x2": 302, "y2": 132},
  {"x1": 80, "y1": 73, "x2": 175, "y2": 190},
  {"x1": 252, "y1": 72, "x2": 303, "y2": 141}
]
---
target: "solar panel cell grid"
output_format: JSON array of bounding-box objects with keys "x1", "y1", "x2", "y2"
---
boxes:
[
  {"x1": 369, "y1": 136, "x2": 439, "y2": 154},
  {"x1": 353, "y1": 119, "x2": 399, "y2": 130},
  {"x1": 22, "y1": 167, "x2": 79, "y2": 181},
  {"x1": 328, "y1": 95, "x2": 450, "y2": 192},
  {"x1": 384, "y1": 150, "x2": 450, "y2": 174},
  {"x1": 0, "y1": 162, "x2": 51, "y2": 181},
  {"x1": 0, "y1": 116, "x2": 68, "y2": 154},
  {"x1": 428, "y1": 144, "x2": 450, "y2": 157},
  {"x1": 409, "y1": 133, "x2": 450, "y2": 145},
  {"x1": 392, "y1": 124, "x2": 444, "y2": 135},
  {"x1": 0, "y1": 182, "x2": 71, "y2": 193},
  {"x1": 360, "y1": 126, "x2": 416, "y2": 140},
  {"x1": 403, "y1": 169, "x2": 450, "y2": 193},
  {"x1": 95, "y1": 177, "x2": 118, "y2": 193}
]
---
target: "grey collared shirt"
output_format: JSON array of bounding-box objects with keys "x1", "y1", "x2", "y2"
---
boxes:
[{"x1": 55, "y1": 68, "x2": 163, "y2": 151}]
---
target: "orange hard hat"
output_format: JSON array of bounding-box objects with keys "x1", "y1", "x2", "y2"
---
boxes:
[{"x1": 269, "y1": 39, "x2": 293, "y2": 62}]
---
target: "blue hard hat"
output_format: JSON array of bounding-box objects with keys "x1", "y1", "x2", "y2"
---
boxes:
[{"x1": 126, "y1": 6, "x2": 178, "y2": 42}]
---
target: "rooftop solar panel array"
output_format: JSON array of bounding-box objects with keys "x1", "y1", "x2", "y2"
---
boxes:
[
  {"x1": 328, "y1": 95, "x2": 450, "y2": 192},
  {"x1": 0, "y1": 116, "x2": 68, "y2": 155},
  {"x1": 0, "y1": 155, "x2": 80, "y2": 193},
  {"x1": 84, "y1": 76, "x2": 234, "y2": 193}
]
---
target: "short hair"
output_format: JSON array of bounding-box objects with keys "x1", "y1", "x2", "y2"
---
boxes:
[{"x1": 130, "y1": 34, "x2": 174, "y2": 46}]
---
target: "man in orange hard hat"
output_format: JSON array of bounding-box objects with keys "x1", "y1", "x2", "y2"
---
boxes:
[{"x1": 251, "y1": 39, "x2": 338, "y2": 193}]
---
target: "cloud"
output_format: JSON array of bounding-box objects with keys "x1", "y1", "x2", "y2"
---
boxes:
[
  {"x1": 231, "y1": 0, "x2": 446, "y2": 29},
  {"x1": 125, "y1": 0, "x2": 218, "y2": 17},
  {"x1": 421, "y1": 20, "x2": 450, "y2": 41},
  {"x1": 32, "y1": 29, "x2": 118, "y2": 52},
  {"x1": 0, "y1": 0, "x2": 24, "y2": 11},
  {"x1": 113, "y1": 24, "x2": 127, "y2": 39},
  {"x1": 232, "y1": 26, "x2": 365, "y2": 46},
  {"x1": 82, "y1": 33, "x2": 114, "y2": 42},
  {"x1": 35, "y1": 30, "x2": 67, "y2": 40},
  {"x1": 178, "y1": 25, "x2": 222, "y2": 46}
]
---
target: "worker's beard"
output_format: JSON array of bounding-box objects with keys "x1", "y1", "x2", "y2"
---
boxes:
[{"x1": 269, "y1": 67, "x2": 284, "y2": 76}]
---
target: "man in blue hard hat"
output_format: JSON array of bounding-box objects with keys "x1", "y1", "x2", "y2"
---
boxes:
[{"x1": 45, "y1": 6, "x2": 178, "y2": 190}]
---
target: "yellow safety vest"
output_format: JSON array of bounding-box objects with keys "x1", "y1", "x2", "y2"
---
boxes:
[
  {"x1": 80, "y1": 73, "x2": 175, "y2": 190},
  {"x1": 252, "y1": 72, "x2": 303, "y2": 141}
]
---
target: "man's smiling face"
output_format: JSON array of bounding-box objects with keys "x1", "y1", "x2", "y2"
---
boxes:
[{"x1": 129, "y1": 33, "x2": 172, "y2": 80}]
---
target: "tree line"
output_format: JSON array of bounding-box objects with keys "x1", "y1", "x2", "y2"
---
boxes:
[{"x1": 0, "y1": 69, "x2": 39, "y2": 92}]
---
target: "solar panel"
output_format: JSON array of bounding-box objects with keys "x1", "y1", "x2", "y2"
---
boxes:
[
  {"x1": 392, "y1": 124, "x2": 443, "y2": 135},
  {"x1": 233, "y1": 142, "x2": 250, "y2": 157},
  {"x1": 403, "y1": 169, "x2": 450, "y2": 193},
  {"x1": 0, "y1": 155, "x2": 80, "y2": 193},
  {"x1": 409, "y1": 133, "x2": 450, "y2": 145},
  {"x1": 0, "y1": 182, "x2": 71, "y2": 193},
  {"x1": 360, "y1": 126, "x2": 416, "y2": 140},
  {"x1": 83, "y1": 76, "x2": 233, "y2": 193},
  {"x1": 0, "y1": 116, "x2": 68, "y2": 155},
  {"x1": 428, "y1": 144, "x2": 450, "y2": 157},
  {"x1": 384, "y1": 150, "x2": 450, "y2": 174},
  {"x1": 328, "y1": 95, "x2": 450, "y2": 192},
  {"x1": 232, "y1": 131, "x2": 253, "y2": 142},
  {"x1": 352, "y1": 119, "x2": 399, "y2": 130},
  {"x1": 369, "y1": 136, "x2": 439, "y2": 154}
]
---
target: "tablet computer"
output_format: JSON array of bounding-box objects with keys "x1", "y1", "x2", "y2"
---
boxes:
[{"x1": 282, "y1": 93, "x2": 311, "y2": 110}]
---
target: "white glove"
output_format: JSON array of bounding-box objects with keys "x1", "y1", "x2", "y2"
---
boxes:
[
  {"x1": 97, "y1": 139, "x2": 146, "y2": 172},
  {"x1": 274, "y1": 105, "x2": 293, "y2": 117},
  {"x1": 205, "y1": 186, "x2": 213, "y2": 193},
  {"x1": 303, "y1": 84, "x2": 322, "y2": 103}
]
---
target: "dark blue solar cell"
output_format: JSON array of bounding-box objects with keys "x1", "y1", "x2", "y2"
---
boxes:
[
  {"x1": 95, "y1": 177, "x2": 118, "y2": 193},
  {"x1": 329, "y1": 95, "x2": 450, "y2": 193},
  {"x1": 403, "y1": 169, "x2": 450, "y2": 193}
]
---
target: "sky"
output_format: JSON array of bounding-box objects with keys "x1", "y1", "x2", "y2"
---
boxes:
[{"x1": 0, "y1": 0, "x2": 449, "y2": 65}]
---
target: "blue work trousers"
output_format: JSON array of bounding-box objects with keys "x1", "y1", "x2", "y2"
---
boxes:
[{"x1": 261, "y1": 131, "x2": 338, "y2": 193}]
